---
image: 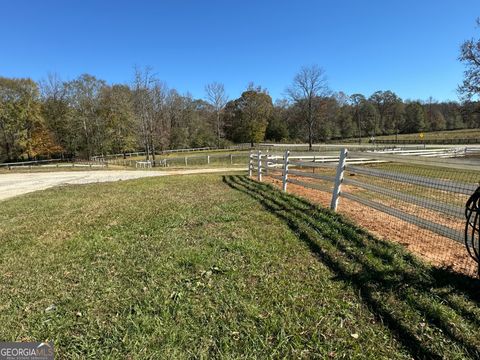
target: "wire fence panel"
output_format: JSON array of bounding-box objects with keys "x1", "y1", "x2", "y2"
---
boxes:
[
  {"x1": 269, "y1": 174, "x2": 283, "y2": 182},
  {"x1": 341, "y1": 158, "x2": 479, "y2": 275},
  {"x1": 287, "y1": 178, "x2": 333, "y2": 193},
  {"x1": 341, "y1": 191, "x2": 464, "y2": 243},
  {"x1": 288, "y1": 169, "x2": 336, "y2": 182},
  {"x1": 343, "y1": 177, "x2": 464, "y2": 219},
  {"x1": 347, "y1": 165, "x2": 477, "y2": 195},
  {"x1": 289, "y1": 160, "x2": 338, "y2": 169},
  {"x1": 250, "y1": 148, "x2": 480, "y2": 277}
]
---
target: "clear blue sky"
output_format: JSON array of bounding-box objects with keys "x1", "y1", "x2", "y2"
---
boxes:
[{"x1": 0, "y1": 0, "x2": 478, "y2": 102}]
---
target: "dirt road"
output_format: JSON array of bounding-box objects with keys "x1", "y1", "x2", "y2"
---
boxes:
[{"x1": 0, "y1": 168, "x2": 245, "y2": 201}]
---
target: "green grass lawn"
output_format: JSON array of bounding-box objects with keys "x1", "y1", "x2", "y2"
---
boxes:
[
  {"x1": 1, "y1": 174, "x2": 479, "y2": 358},
  {"x1": 107, "y1": 151, "x2": 250, "y2": 169},
  {"x1": 345, "y1": 128, "x2": 480, "y2": 143},
  {"x1": 112, "y1": 148, "x2": 250, "y2": 162}
]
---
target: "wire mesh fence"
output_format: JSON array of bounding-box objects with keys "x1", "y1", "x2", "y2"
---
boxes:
[{"x1": 250, "y1": 148, "x2": 480, "y2": 277}]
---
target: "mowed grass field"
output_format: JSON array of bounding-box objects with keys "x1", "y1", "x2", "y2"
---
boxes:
[
  {"x1": 105, "y1": 151, "x2": 250, "y2": 170},
  {"x1": 1, "y1": 175, "x2": 480, "y2": 358},
  {"x1": 111, "y1": 148, "x2": 250, "y2": 161},
  {"x1": 368, "y1": 128, "x2": 480, "y2": 142}
]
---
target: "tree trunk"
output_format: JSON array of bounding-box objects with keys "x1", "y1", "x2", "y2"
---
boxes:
[
  {"x1": 5, "y1": 141, "x2": 11, "y2": 162},
  {"x1": 216, "y1": 112, "x2": 221, "y2": 148},
  {"x1": 145, "y1": 139, "x2": 150, "y2": 161},
  {"x1": 357, "y1": 117, "x2": 362, "y2": 144},
  {"x1": 307, "y1": 99, "x2": 313, "y2": 151},
  {"x1": 151, "y1": 140, "x2": 156, "y2": 167},
  {"x1": 308, "y1": 116, "x2": 313, "y2": 151}
]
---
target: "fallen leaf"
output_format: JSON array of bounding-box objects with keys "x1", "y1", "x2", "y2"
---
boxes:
[{"x1": 45, "y1": 304, "x2": 56, "y2": 313}]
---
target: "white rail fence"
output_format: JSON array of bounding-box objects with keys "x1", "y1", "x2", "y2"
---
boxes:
[
  {"x1": 368, "y1": 147, "x2": 479, "y2": 158},
  {"x1": 91, "y1": 144, "x2": 252, "y2": 161},
  {"x1": 107, "y1": 153, "x2": 249, "y2": 168},
  {"x1": 249, "y1": 149, "x2": 479, "y2": 247},
  {"x1": 0, "y1": 159, "x2": 107, "y2": 170}
]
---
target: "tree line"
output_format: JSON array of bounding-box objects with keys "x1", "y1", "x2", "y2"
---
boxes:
[{"x1": 1, "y1": 63, "x2": 480, "y2": 161}]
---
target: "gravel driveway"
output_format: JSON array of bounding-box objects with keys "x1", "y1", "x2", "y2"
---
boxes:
[{"x1": 0, "y1": 168, "x2": 245, "y2": 201}]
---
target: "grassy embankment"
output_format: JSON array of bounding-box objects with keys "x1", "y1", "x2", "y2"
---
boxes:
[{"x1": 0, "y1": 174, "x2": 479, "y2": 358}]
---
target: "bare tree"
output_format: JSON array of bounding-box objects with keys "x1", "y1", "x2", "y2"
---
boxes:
[
  {"x1": 151, "y1": 82, "x2": 169, "y2": 152},
  {"x1": 39, "y1": 73, "x2": 77, "y2": 158},
  {"x1": 64, "y1": 74, "x2": 106, "y2": 159},
  {"x1": 205, "y1": 82, "x2": 228, "y2": 147},
  {"x1": 350, "y1": 94, "x2": 366, "y2": 144},
  {"x1": 286, "y1": 65, "x2": 329, "y2": 150},
  {"x1": 132, "y1": 66, "x2": 167, "y2": 164},
  {"x1": 458, "y1": 18, "x2": 480, "y2": 101},
  {"x1": 40, "y1": 73, "x2": 64, "y2": 100}
]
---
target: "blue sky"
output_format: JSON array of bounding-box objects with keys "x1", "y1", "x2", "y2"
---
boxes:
[{"x1": 0, "y1": 0, "x2": 478, "y2": 102}]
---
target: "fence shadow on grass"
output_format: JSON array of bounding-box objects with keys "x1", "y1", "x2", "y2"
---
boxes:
[{"x1": 223, "y1": 175, "x2": 480, "y2": 360}]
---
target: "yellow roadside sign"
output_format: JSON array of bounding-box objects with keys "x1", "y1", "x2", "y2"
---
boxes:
[{"x1": 419, "y1": 133, "x2": 424, "y2": 139}]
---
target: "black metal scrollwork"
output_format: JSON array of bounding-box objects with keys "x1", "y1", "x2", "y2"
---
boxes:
[{"x1": 465, "y1": 186, "x2": 480, "y2": 276}]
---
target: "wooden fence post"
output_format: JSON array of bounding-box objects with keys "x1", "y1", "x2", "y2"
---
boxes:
[
  {"x1": 184, "y1": 157, "x2": 188, "y2": 167},
  {"x1": 257, "y1": 150, "x2": 262, "y2": 182},
  {"x1": 282, "y1": 150, "x2": 289, "y2": 192},
  {"x1": 230, "y1": 154, "x2": 233, "y2": 165},
  {"x1": 330, "y1": 148, "x2": 348, "y2": 211},
  {"x1": 207, "y1": 155, "x2": 210, "y2": 164}
]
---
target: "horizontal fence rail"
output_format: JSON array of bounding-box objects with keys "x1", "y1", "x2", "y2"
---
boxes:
[{"x1": 375, "y1": 138, "x2": 480, "y2": 145}]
